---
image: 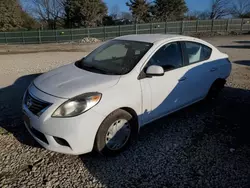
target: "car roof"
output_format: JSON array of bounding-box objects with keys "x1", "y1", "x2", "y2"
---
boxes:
[
  {"x1": 114, "y1": 34, "x2": 216, "y2": 50},
  {"x1": 114, "y1": 34, "x2": 184, "y2": 43}
]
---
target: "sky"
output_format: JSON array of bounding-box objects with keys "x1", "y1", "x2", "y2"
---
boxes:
[
  {"x1": 105, "y1": 0, "x2": 211, "y2": 13},
  {"x1": 20, "y1": 0, "x2": 212, "y2": 15}
]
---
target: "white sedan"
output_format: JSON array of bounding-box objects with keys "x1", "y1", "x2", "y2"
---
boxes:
[{"x1": 22, "y1": 34, "x2": 231, "y2": 156}]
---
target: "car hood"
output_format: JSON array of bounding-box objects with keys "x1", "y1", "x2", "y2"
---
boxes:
[{"x1": 33, "y1": 63, "x2": 120, "y2": 98}]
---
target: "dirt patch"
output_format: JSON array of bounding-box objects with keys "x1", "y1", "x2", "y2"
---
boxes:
[{"x1": 0, "y1": 42, "x2": 102, "y2": 55}]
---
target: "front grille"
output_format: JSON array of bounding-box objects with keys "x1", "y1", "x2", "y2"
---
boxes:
[{"x1": 24, "y1": 91, "x2": 51, "y2": 116}]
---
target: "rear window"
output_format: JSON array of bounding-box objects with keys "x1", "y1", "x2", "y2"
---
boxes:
[{"x1": 184, "y1": 42, "x2": 212, "y2": 64}]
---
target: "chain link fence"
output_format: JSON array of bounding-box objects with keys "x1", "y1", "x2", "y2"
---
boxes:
[{"x1": 0, "y1": 19, "x2": 249, "y2": 44}]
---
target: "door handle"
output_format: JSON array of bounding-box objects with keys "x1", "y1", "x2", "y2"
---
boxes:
[
  {"x1": 210, "y1": 67, "x2": 217, "y2": 72},
  {"x1": 178, "y1": 77, "x2": 187, "y2": 82}
]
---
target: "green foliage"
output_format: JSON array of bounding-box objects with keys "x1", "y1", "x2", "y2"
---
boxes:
[
  {"x1": 241, "y1": 12, "x2": 250, "y2": 18},
  {"x1": 21, "y1": 11, "x2": 39, "y2": 30},
  {"x1": 102, "y1": 15, "x2": 115, "y2": 26},
  {"x1": 153, "y1": 0, "x2": 188, "y2": 21},
  {"x1": 126, "y1": 0, "x2": 150, "y2": 23},
  {"x1": 64, "y1": 0, "x2": 108, "y2": 28},
  {"x1": 126, "y1": 0, "x2": 188, "y2": 23},
  {"x1": 0, "y1": 0, "x2": 38, "y2": 31},
  {"x1": 0, "y1": 0, "x2": 23, "y2": 31}
]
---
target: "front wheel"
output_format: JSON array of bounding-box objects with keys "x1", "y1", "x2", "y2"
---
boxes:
[{"x1": 94, "y1": 109, "x2": 138, "y2": 156}]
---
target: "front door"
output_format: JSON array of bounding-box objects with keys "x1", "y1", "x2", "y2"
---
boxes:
[{"x1": 140, "y1": 42, "x2": 193, "y2": 123}]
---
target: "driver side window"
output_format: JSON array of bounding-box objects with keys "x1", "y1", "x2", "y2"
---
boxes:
[{"x1": 146, "y1": 42, "x2": 183, "y2": 71}]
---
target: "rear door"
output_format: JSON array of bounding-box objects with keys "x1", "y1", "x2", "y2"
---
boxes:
[{"x1": 181, "y1": 41, "x2": 214, "y2": 100}]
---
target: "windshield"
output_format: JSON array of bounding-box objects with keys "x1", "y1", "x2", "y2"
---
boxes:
[{"x1": 78, "y1": 40, "x2": 152, "y2": 75}]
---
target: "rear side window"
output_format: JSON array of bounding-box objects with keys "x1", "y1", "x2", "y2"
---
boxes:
[{"x1": 184, "y1": 42, "x2": 212, "y2": 64}]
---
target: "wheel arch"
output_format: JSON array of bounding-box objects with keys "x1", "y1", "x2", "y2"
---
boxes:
[
  {"x1": 94, "y1": 107, "x2": 140, "y2": 141},
  {"x1": 212, "y1": 78, "x2": 226, "y2": 88},
  {"x1": 120, "y1": 107, "x2": 140, "y2": 132},
  {"x1": 206, "y1": 78, "x2": 226, "y2": 100}
]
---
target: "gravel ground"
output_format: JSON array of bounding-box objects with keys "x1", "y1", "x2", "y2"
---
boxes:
[{"x1": 0, "y1": 35, "x2": 250, "y2": 188}]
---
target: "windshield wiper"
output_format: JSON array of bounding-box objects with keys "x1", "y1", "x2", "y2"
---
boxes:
[
  {"x1": 82, "y1": 64, "x2": 118, "y2": 75},
  {"x1": 82, "y1": 64, "x2": 106, "y2": 74}
]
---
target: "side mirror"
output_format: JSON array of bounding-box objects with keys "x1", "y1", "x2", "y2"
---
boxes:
[{"x1": 146, "y1": 65, "x2": 164, "y2": 77}]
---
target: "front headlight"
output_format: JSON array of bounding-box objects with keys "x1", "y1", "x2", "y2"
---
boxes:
[{"x1": 52, "y1": 92, "x2": 102, "y2": 117}]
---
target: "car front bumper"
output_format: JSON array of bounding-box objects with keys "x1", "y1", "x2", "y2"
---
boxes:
[{"x1": 22, "y1": 84, "x2": 105, "y2": 155}]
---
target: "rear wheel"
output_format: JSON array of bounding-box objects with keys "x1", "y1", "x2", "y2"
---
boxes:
[{"x1": 94, "y1": 109, "x2": 138, "y2": 156}]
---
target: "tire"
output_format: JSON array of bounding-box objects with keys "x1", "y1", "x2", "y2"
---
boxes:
[
  {"x1": 94, "y1": 109, "x2": 138, "y2": 156},
  {"x1": 206, "y1": 79, "x2": 226, "y2": 100}
]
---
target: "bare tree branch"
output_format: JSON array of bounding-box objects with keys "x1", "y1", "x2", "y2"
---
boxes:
[
  {"x1": 229, "y1": 0, "x2": 250, "y2": 18},
  {"x1": 210, "y1": 0, "x2": 230, "y2": 19},
  {"x1": 110, "y1": 4, "x2": 120, "y2": 20},
  {"x1": 29, "y1": 0, "x2": 65, "y2": 29},
  {"x1": 120, "y1": 12, "x2": 133, "y2": 20}
]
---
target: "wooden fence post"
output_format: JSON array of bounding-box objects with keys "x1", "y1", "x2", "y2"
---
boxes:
[
  {"x1": 71, "y1": 29, "x2": 73, "y2": 41},
  {"x1": 181, "y1": 20, "x2": 185, "y2": 34},
  {"x1": 38, "y1": 29, "x2": 41, "y2": 44},
  {"x1": 135, "y1": 24, "x2": 138, "y2": 34},
  {"x1": 165, "y1": 21, "x2": 168, "y2": 34},
  {"x1": 196, "y1": 20, "x2": 199, "y2": 33},
  {"x1": 103, "y1": 26, "x2": 106, "y2": 40},
  {"x1": 240, "y1": 18, "x2": 244, "y2": 33},
  {"x1": 4, "y1": 32, "x2": 7, "y2": 44},
  {"x1": 22, "y1": 32, "x2": 25, "y2": 44},
  {"x1": 226, "y1": 19, "x2": 230, "y2": 32},
  {"x1": 211, "y1": 19, "x2": 214, "y2": 32},
  {"x1": 55, "y1": 30, "x2": 57, "y2": 42},
  {"x1": 119, "y1": 25, "x2": 121, "y2": 36},
  {"x1": 150, "y1": 23, "x2": 153, "y2": 34},
  {"x1": 87, "y1": 27, "x2": 90, "y2": 38}
]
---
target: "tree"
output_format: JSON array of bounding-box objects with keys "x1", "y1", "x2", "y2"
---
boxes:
[
  {"x1": 64, "y1": 0, "x2": 107, "y2": 28},
  {"x1": 126, "y1": 0, "x2": 150, "y2": 23},
  {"x1": 209, "y1": 0, "x2": 229, "y2": 19},
  {"x1": 186, "y1": 11, "x2": 210, "y2": 20},
  {"x1": 110, "y1": 4, "x2": 120, "y2": 20},
  {"x1": 241, "y1": 12, "x2": 250, "y2": 18},
  {"x1": 0, "y1": 0, "x2": 23, "y2": 31},
  {"x1": 21, "y1": 10, "x2": 39, "y2": 30},
  {"x1": 153, "y1": 0, "x2": 188, "y2": 21},
  {"x1": 30, "y1": 0, "x2": 65, "y2": 29},
  {"x1": 120, "y1": 12, "x2": 133, "y2": 20},
  {"x1": 103, "y1": 15, "x2": 115, "y2": 26},
  {"x1": 229, "y1": 0, "x2": 250, "y2": 18},
  {"x1": 185, "y1": 11, "x2": 200, "y2": 20}
]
